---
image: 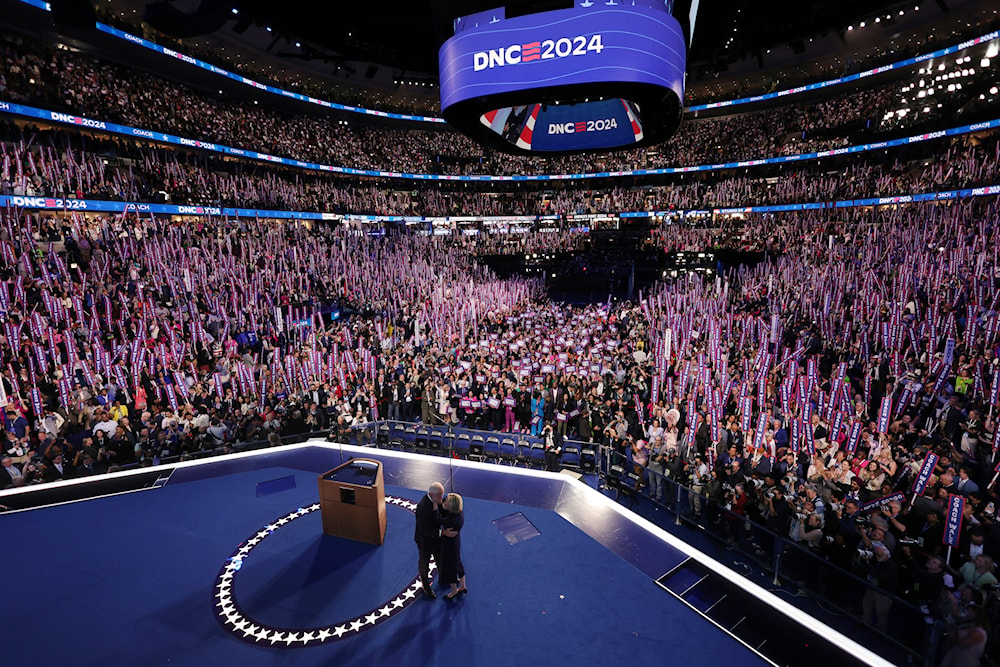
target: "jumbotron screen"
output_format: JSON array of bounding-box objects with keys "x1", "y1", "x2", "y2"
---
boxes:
[{"x1": 439, "y1": 0, "x2": 687, "y2": 155}]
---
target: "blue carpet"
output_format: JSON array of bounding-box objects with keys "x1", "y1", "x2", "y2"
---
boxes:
[{"x1": 0, "y1": 465, "x2": 763, "y2": 667}]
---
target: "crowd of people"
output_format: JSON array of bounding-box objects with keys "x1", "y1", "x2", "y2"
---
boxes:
[
  {"x1": 2, "y1": 120, "x2": 999, "y2": 219},
  {"x1": 1, "y1": 30, "x2": 974, "y2": 179},
  {"x1": 3, "y1": 193, "x2": 1000, "y2": 665}
]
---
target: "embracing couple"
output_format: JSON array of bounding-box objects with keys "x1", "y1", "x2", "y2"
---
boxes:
[{"x1": 414, "y1": 482, "x2": 467, "y2": 600}]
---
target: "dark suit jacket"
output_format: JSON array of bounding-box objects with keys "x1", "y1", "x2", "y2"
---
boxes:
[{"x1": 414, "y1": 494, "x2": 441, "y2": 546}]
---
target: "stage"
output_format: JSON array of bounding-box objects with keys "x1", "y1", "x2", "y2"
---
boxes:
[{"x1": 0, "y1": 442, "x2": 890, "y2": 666}]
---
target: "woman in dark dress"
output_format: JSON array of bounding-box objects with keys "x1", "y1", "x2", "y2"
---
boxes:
[{"x1": 440, "y1": 493, "x2": 468, "y2": 599}]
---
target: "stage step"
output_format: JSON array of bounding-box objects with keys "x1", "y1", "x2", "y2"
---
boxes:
[{"x1": 656, "y1": 559, "x2": 873, "y2": 667}]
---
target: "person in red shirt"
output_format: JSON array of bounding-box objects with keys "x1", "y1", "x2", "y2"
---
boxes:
[{"x1": 725, "y1": 482, "x2": 749, "y2": 546}]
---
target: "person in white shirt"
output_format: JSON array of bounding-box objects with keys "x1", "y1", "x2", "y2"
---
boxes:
[
  {"x1": 92, "y1": 412, "x2": 119, "y2": 437},
  {"x1": 38, "y1": 410, "x2": 66, "y2": 438}
]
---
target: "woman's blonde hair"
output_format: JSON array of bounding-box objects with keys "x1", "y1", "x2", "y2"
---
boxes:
[{"x1": 445, "y1": 493, "x2": 463, "y2": 513}]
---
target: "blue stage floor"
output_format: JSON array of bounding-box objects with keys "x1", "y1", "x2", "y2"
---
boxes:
[{"x1": 1, "y1": 457, "x2": 763, "y2": 667}]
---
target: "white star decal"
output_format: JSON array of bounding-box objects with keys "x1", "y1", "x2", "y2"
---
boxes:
[{"x1": 215, "y1": 495, "x2": 421, "y2": 645}]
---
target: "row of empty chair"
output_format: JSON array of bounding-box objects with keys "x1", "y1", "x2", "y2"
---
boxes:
[{"x1": 362, "y1": 422, "x2": 597, "y2": 473}]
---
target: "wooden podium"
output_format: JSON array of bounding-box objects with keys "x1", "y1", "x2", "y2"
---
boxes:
[{"x1": 317, "y1": 458, "x2": 386, "y2": 545}]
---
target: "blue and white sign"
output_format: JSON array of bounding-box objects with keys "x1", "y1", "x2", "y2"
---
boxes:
[{"x1": 440, "y1": 1, "x2": 685, "y2": 113}]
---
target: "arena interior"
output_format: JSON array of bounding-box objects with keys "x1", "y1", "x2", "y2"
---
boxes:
[{"x1": 2, "y1": 0, "x2": 1000, "y2": 665}]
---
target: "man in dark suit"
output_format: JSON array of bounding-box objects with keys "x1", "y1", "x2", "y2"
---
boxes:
[{"x1": 415, "y1": 482, "x2": 445, "y2": 598}]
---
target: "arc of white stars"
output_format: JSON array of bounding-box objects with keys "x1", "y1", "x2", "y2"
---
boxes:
[{"x1": 214, "y1": 495, "x2": 423, "y2": 646}]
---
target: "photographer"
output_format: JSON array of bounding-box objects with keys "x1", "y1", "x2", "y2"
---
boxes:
[
  {"x1": 723, "y1": 482, "x2": 749, "y2": 547},
  {"x1": 647, "y1": 435, "x2": 668, "y2": 503},
  {"x1": 543, "y1": 423, "x2": 562, "y2": 472},
  {"x1": 763, "y1": 483, "x2": 794, "y2": 536},
  {"x1": 860, "y1": 545, "x2": 899, "y2": 633},
  {"x1": 858, "y1": 519, "x2": 897, "y2": 558},
  {"x1": 689, "y1": 454, "x2": 710, "y2": 519},
  {"x1": 790, "y1": 509, "x2": 826, "y2": 550}
]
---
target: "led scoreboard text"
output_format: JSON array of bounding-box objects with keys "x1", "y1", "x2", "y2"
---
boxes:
[{"x1": 473, "y1": 35, "x2": 605, "y2": 70}]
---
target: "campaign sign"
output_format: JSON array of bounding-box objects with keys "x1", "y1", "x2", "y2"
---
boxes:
[
  {"x1": 911, "y1": 452, "x2": 939, "y2": 496},
  {"x1": 861, "y1": 491, "x2": 906, "y2": 515},
  {"x1": 944, "y1": 494, "x2": 965, "y2": 547}
]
